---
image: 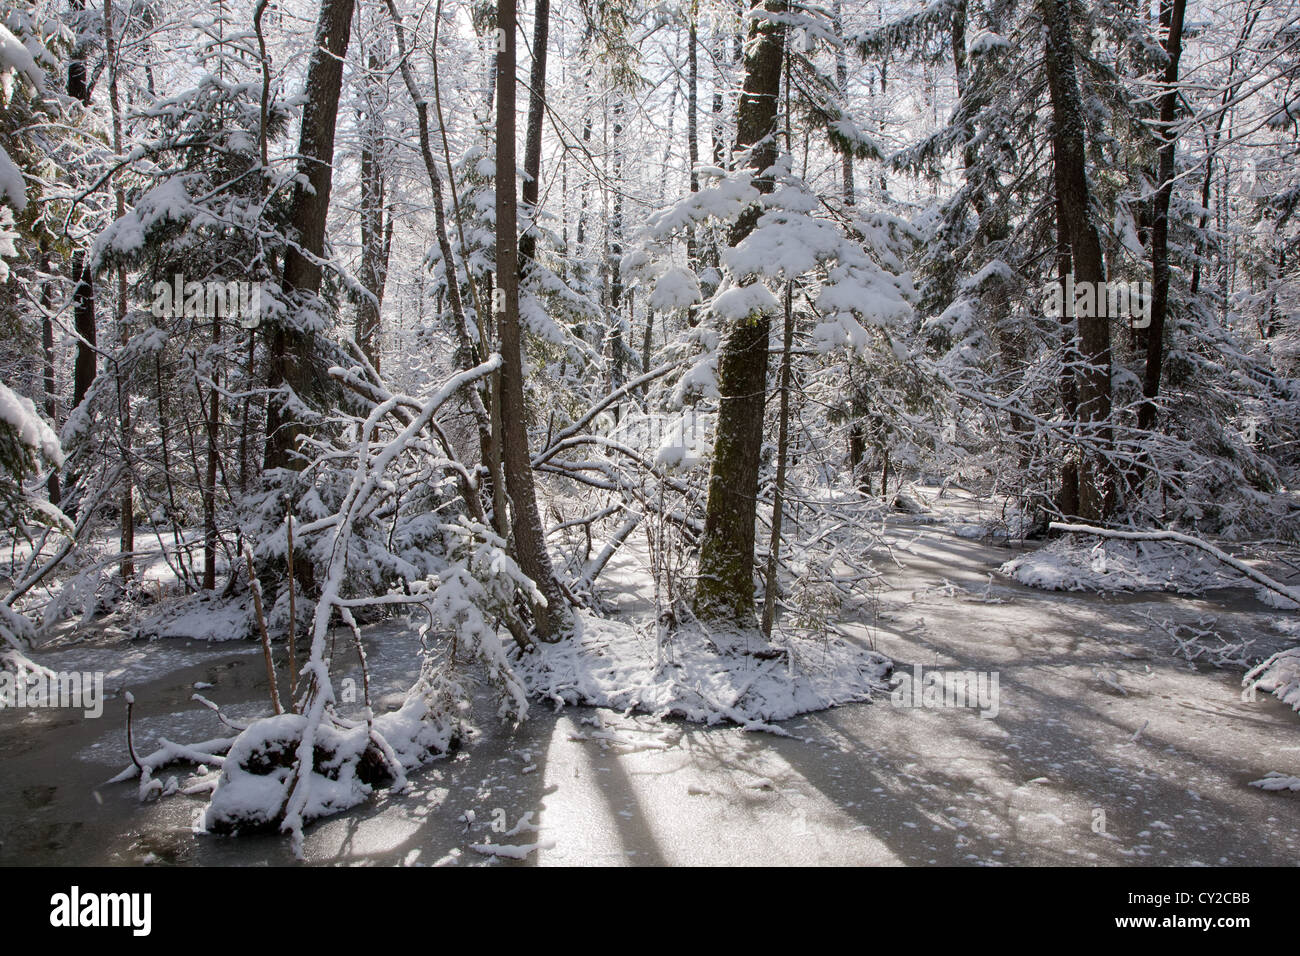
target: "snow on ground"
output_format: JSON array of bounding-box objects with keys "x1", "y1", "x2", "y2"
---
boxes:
[
  {"x1": 1, "y1": 499, "x2": 1298, "y2": 865},
  {"x1": 520, "y1": 611, "x2": 892, "y2": 727},
  {"x1": 134, "y1": 592, "x2": 255, "y2": 642},
  {"x1": 1248, "y1": 647, "x2": 1300, "y2": 713},
  {"x1": 1001, "y1": 534, "x2": 1264, "y2": 597}
]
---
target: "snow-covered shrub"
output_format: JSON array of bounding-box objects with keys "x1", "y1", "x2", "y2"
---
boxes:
[
  {"x1": 0, "y1": 378, "x2": 65, "y2": 671},
  {"x1": 127, "y1": 357, "x2": 539, "y2": 849}
]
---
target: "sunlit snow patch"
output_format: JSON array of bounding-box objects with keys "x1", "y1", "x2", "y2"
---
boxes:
[
  {"x1": 518, "y1": 612, "x2": 892, "y2": 728},
  {"x1": 1001, "y1": 536, "x2": 1245, "y2": 594}
]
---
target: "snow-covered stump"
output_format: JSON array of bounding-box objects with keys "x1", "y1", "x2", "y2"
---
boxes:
[{"x1": 209, "y1": 356, "x2": 537, "y2": 851}]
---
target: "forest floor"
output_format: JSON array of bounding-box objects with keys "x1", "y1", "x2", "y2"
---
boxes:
[{"x1": 2, "y1": 491, "x2": 1298, "y2": 866}]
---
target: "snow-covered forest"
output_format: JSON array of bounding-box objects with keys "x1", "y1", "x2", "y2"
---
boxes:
[{"x1": 0, "y1": 0, "x2": 1298, "y2": 868}]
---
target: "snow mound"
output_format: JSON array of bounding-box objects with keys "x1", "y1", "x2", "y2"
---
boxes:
[
  {"x1": 203, "y1": 713, "x2": 373, "y2": 835},
  {"x1": 1001, "y1": 536, "x2": 1244, "y2": 594},
  {"x1": 134, "y1": 592, "x2": 256, "y2": 642},
  {"x1": 470, "y1": 839, "x2": 555, "y2": 859},
  {"x1": 1246, "y1": 647, "x2": 1300, "y2": 713},
  {"x1": 1250, "y1": 772, "x2": 1300, "y2": 792},
  {"x1": 518, "y1": 612, "x2": 892, "y2": 727},
  {"x1": 201, "y1": 683, "x2": 459, "y2": 835}
]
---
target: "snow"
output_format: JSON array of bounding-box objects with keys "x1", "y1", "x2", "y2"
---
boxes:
[
  {"x1": 968, "y1": 32, "x2": 1011, "y2": 55},
  {"x1": 0, "y1": 144, "x2": 25, "y2": 211},
  {"x1": 0, "y1": 378, "x2": 62, "y2": 465},
  {"x1": 1001, "y1": 536, "x2": 1249, "y2": 594},
  {"x1": 673, "y1": 354, "x2": 719, "y2": 403},
  {"x1": 469, "y1": 839, "x2": 555, "y2": 859},
  {"x1": 0, "y1": 22, "x2": 42, "y2": 97},
  {"x1": 652, "y1": 410, "x2": 712, "y2": 471},
  {"x1": 1250, "y1": 772, "x2": 1300, "y2": 792},
  {"x1": 0, "y1": 205, "x2": 16, "y2": 280},
  {"x1": 710, "y1": 282, "x2": 780, "y2": 320},
  {"x1": 518, "y1": 611, "x2": 893, "y2": 726},
  {"x1": 7, "y1": 506, "x2": 1300, "y2": 866},
  {"x1": 642, "y1": 172, "x2": 759, "y2": 235},
  {"x1": 135, "y1": 593, "x2": 255, "y2": 643},
  {"x1": 94, "y1": 178, "x2": 197, "y2": 262},
  {"x1": 1246, "y1": 647, "x2": 1300, "y2": 713},
  {"x1": 961, "y1": 259, "x2": 1015, "y2": 291},
  {"x1": 648, "y1": 266, "x2": 701, "y2": 311}
]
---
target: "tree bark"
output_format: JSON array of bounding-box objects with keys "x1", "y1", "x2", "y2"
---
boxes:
[
  {"x1": 760, "y1": 281, "x2": 794, "y2": 637},
  {"x1": 1053, "y1": 187, "x2": 1080, "y2": 518},
  {"x1": 39, "y1": 263, "x2": 60, "y2": 505},
  {"x1": 1138, "y1": 0, "x2": 1187, "y2": 432},
  {"x1": 265, "y1": 0, "x2": 356, "y2": 473},
  {"x1": 356, "y1": 51, "x2": 390, "y2": 372},
  {"x1": 693, "y1": 0, "x2": 787, "y2": 625},
  {"x1": 687, "y1": 11, "x2": 701, "y2": 266},
  {"x1": 518, "y1": 0, "x2": 549, "y2": 272},
  {"x1": 496, "y1": 0, "x2": 569, "y2": 639},
  {"x1": 105, "y1": 0, "x2": 133, "y2": 582},
  {"x1": 608, "y1": 98, "x2": 626, "y2": 420},
  {"x1": 67, "y1": 0, "x2": 95, "y2": 421},
  {"x1": 834, "y1": 0, "x2": 855, "y2": 207},
  {"x1": 1041, "y1": 0, "x2": 1113, "y2": 521}
]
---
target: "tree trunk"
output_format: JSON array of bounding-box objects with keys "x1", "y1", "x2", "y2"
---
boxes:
[
  {"x1": 711, "y1": 26, "x2": 725, "y2": 170},
  {"x1": 834, "y1": 0, "x2": 855, "y2": 207},
  {"x1": 760, "y1": 282, "x2": 794, "y2": 638},
  {"x1": 265, "y1": 0, "x2": 355, "y2": 473},
  {"x1": 608, "y1": 98, "x2": 626, "y2": 421},
  {"x1": 356, "y1": 51, "x2": 390, "y2": 372},
  {"x1": 67, "y1": 2, "x2": 95, "y2": 422},
  {"x1": 693, "y1": 0, "x2": 787, "y2": 625},
  {"x1": 1041, "y1": 0, "x2": 1113, "y2": 521},
  {"x1": 496, "y1": 0, "x2": 568, "y2": 639},
  {"x1": 384, "y1": 0, "x2": 508, "y2": 538},
  {"x1": 1053, "y1": 188, "x2": 1080, "y2": 518},
  {"x1": 518, "y1": 0, "x2": 549, "y2": 272},
  {"x1": 105, "y1": 0, "x2": 133, "y2": 583},
  {"x1": 1138, "y1": 0, "x2": 1187, "y2": 432},
  {"x1": 849, "y1": 422, "x2": 869, "y2": 494},
  {"x1": 687, "y1": 12, "x2": 700, "y2": 266},
  {"x1": 39, "y1": 266, "x2": 59, "y2": 505}
]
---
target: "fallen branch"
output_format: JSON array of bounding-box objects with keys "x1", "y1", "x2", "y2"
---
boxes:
[{"x1": 1049, "y1": 522, "x2": 1300, "y2": 608}]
